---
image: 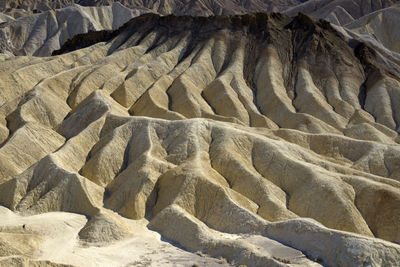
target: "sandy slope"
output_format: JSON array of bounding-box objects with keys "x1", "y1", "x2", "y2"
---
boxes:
[{"x1": 0, "y1": 206, "x2": 234, "y2": 267}]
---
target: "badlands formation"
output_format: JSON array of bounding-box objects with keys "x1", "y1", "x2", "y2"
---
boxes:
[
  {"x1": 345, "y1": 4, "x2": 400, "y2": 53},
  {"x1": 0, "y1": 0, "x2": 309, "y2": 57},
  {"x1": 0, "y1": 3, "x2": 400, "y2": 267},
  {"x1": 284, "y1": 0, "x2": 399, "y2": 25},
  {"x1": 0, "y1": 2, "x2": 143, "y2": 56},
  {"x1": 0, "y1": 0, "x2": 306, "y2": 15},
  {"x1": 2, "y1": 1, "x2": 399, "y2": 57}
]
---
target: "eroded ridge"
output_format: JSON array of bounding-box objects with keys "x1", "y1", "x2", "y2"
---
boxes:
[{"x1": 0, "y1": 13, "x2": 399, "y2": 266}]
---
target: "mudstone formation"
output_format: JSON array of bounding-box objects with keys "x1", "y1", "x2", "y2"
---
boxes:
[{"x1": 0, "y1": 1, "x2": 400, "y2": 267}]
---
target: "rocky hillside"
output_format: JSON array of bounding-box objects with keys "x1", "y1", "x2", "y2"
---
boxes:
[
  {"x1": 3, "y1": 0, "x2": 398, "y2": 19},
  {"x1": 284, "y1": 0, "x2": 399, "y2": 25},
  {"x1": 0, "y1": 0, "x2": 306, "y2": 16},
  {"x1": 0, "y1": 0, "x2": 308, "y2": 56},
  {"x1": 345, "y1": 4, "x2": 400, "y2": 52},
  {"x1": 0, "y1": 13, "x2": 399, "y2": 266},
  {"x1": 2, "y1": 0, "x2": 399, "y2": 57},
  {"x1": 0, "y1": 2, "x2": 143, "y2": 56}
]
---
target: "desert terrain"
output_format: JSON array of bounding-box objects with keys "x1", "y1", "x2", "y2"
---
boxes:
[{"x1": 0, "y1": 1, "x2": 399, "y2": 266}]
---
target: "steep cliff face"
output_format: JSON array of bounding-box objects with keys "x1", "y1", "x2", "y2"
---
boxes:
[{"x1": 0, "y1": 12, "x2": 400, "y2": 267}]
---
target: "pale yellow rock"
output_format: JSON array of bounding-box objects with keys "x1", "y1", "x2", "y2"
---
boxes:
[
  {"x1": 78, "y1": 209, "x2": 133, "y2": 243},
  {"x1": 0, "y1": 12, "x2": 399, "y2": 267}
]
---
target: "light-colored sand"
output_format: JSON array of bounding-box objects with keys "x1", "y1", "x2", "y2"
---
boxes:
[{"x1": 0, "y1": 206, "x2": 232, "y2": 267}]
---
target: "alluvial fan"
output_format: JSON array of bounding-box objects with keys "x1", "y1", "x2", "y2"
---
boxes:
[{"x1": 0, "y1": 12, "x2": 399, "y2": 267}]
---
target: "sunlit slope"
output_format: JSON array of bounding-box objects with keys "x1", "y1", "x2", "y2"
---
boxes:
[{"x1": 0, "y1": 13, "x2": 399, "y2": 266}]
